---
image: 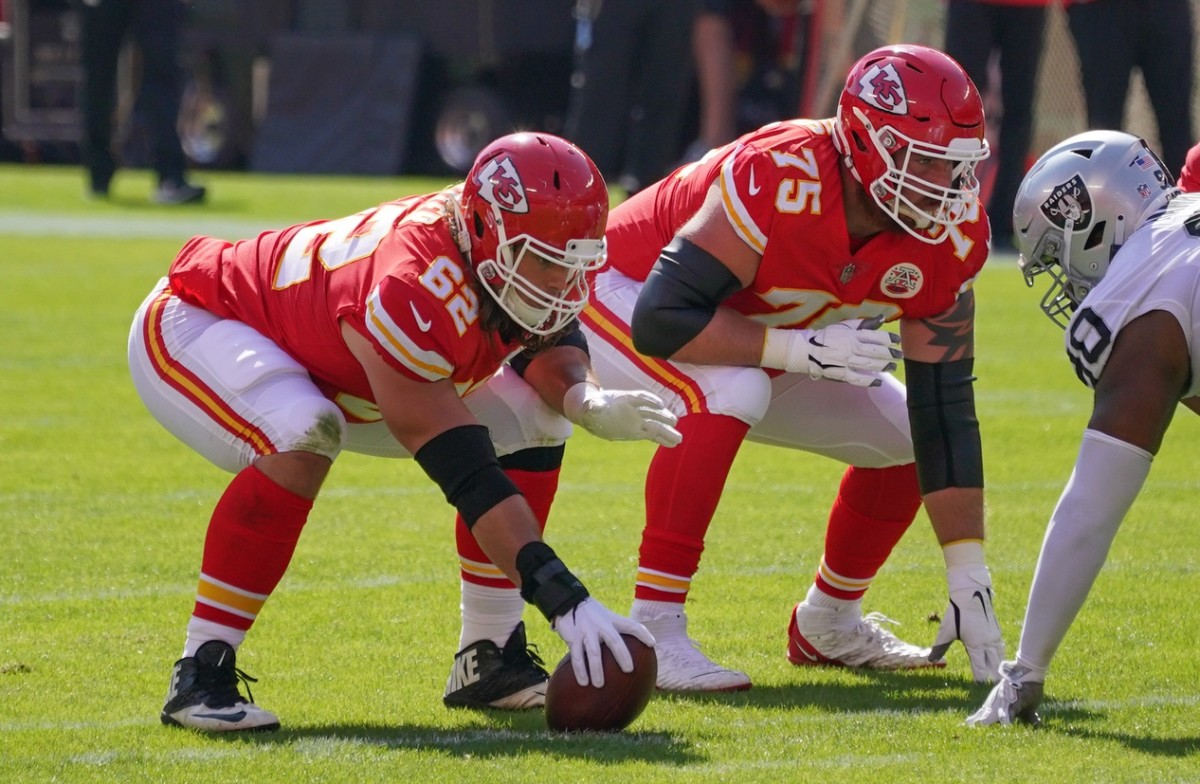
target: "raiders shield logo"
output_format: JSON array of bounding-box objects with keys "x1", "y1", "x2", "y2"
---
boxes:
[
  {"x1": 1040, "y1": 174, "x2": 1092, "y2": 231},
  {"x1": 474, "y1": 155, "x2": 529, "y2": 214}
]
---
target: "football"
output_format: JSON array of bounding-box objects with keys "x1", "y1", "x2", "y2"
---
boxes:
[{"x1": 544, "y1": 634, "x2": 657, "y2": 732}]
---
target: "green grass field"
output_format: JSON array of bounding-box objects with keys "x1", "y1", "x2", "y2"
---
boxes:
[{"x1": 2, "y1": 164, "x2": 1198, "y2": 783}]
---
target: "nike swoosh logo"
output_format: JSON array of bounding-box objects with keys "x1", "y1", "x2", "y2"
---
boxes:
[
  {"x1": 410, "y1": 302, "x2": 433, "y2": 332},
  {"x1": 748, "y1": 167, "x2": 762, "y2": 196},
  {"x1": 193, "y1": 710, "x2": 247, "y2": 723},
  {"x1": 971, "y1": 590, "x2": 990, "y2": 620}
]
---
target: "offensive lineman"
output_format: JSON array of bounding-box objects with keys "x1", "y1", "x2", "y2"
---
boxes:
[
  {"x1": 129, "y1": 132, "x2": 679, "y2": 731},
  {"x1": 449, "y1": 45, "x2": 1006, "y2": 692}
]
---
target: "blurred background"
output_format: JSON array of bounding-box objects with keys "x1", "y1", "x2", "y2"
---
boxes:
[{"x1": 2, "y1": 0, "x2": 1198, "y2": 184}]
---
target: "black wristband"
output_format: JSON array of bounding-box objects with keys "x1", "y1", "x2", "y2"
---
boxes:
[{"x1": 515, "y1": 541, "x2": 590, "y2": 620}]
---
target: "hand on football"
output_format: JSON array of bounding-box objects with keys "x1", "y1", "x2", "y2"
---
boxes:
[
  {"x1": 563, "y1": 383, "x2": 682, "y2": 447},
  {"x1": 552, "y1": 598, "x2": 656, "y2": 687},
  {"x1": 928, "y1": 562, "x2": 1004, "y2": 682},
  {"x1": 763, "y1": 316, "x2": 901, "y2": 387}
]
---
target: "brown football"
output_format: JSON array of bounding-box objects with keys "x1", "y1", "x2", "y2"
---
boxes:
[{"x1": 544, "y1": 634, "x2": 657, "y2": 732}]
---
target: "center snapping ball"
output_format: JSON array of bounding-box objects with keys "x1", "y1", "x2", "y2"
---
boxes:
[{"x1": 544, "y1": 634, "x2": 657, "y2": 732}]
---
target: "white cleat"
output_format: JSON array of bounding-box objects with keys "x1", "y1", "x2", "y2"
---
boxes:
[
  {"x1": 787, "y1": 601, "x2": 945, "y2": 670},
  {"x1": 640, "y1": 611, "x2": 752, "y2": 692}
]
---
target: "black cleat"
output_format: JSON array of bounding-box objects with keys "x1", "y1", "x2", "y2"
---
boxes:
[
  {"x1": 443, "y1": 622, "x2": 549, "y2": 710},
  {"x1": 161, "y1": 640, "x2": 280, "y2": 732}
]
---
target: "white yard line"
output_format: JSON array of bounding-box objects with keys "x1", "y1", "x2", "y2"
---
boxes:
[{"x1": 0, "y1": 210, "x2": 276, "y2": 240}]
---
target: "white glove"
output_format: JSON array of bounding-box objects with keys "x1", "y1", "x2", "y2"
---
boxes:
[
  {"x1": 761, "y1": 316, "x2": 900, "y2": 387},
  {"x1": 563, "y1": 383, "x2": 682, "y2": 447},
  {"x1": 552, "y1": 597, "x2": 657, "y2": 687},
  {"x1": 929, "y1": 547, "x2": 1004, "y2": 683},
  {"x1": 966, "y1": 660, "x2": 1045, "y2": 727}
]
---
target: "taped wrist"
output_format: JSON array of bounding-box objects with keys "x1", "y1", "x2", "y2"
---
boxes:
[
  {"x1": 906, "y1": 358, "x2": 983, "y2": 493},
  {"x1": 515, "y1": 541, "x2": 590, "y2": 620},
  {"x1": 631, "y1": 236, "x2": 741, "y2": 358},
  {"x1": 413, "y1": 424, "x2": 521, "y2": 528}
]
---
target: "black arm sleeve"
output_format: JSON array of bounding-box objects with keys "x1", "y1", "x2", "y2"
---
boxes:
[
  {"x1": 631, "y1": 236, "x2": 742, "y2": 358},
  {"x1": 906, "y1": 358, "x2": 984, "y2": 494},
  {"x1": 413, "y1": 424, "x2": 522, "y2": 528}
]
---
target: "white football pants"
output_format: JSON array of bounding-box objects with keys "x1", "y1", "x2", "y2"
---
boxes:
[
  {"x1": 582, "y1": 268, "x2": 914, "y2": 468},
  {"x1": 128, "y1": 278, "x2": 573, "y2": 474}
]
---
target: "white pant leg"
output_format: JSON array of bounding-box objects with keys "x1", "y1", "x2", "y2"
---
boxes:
[
  {"x1": 747, "y1": 372, "x2": 913, "y2": 468},
  {"x1": 584, "y1": 268, "x2": 913, "y2": 469},
  {"x1": 342, "y1": 364, "x2": 575, "y2": 459},
  {"x1": 128, "y1": 278, "x2": 347, "y2": 474},
  {"x1": 584, "y1": 268, "x2": 774, "y2": 425}
]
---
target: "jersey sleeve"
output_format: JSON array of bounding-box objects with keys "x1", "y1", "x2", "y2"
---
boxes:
[
  {"x1": 717, "y1": 142, "x2": 778, "y2": 255},
  {"x1": 354, "y1": 274, "x2": 458, "y2": 383},
  {"x1": 1179, "y1": 141, "x2": 1200, "y2": 193}
]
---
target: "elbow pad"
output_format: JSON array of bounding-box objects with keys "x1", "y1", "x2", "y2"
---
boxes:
[
  {"x1": 413, "y1": 424, "x2": 521, "y2": 527},
  {"x1": 631, "y1": 237, "x2": 741, "y2": 358}
]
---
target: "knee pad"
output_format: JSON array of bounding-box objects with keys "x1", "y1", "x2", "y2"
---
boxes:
[
  {"x1": 278, "y1": 396, "x2": 346, "y2": 461},
  {"x1": 700, "y1": 366, "x2": 773, "y2": 425}
]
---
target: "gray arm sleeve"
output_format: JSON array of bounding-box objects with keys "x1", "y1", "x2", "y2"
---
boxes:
[{"x1": 1015, "y1": 429, "x2": 1152, "y2": 671}]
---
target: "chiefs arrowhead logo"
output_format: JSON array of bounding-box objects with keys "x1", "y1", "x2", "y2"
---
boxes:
[
  {"x1": 856, "y1": 63, "x2": 908, "y2": 115},
  {"x1": 474, "y1": 155, "x2": 529, "y2": 214},
  {"x1": 1039, "y1": 174, "x2": 1092, "y2": 232}
]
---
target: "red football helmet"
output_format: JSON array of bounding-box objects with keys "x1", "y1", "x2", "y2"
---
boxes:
[
  {"x1": 833, "y1": 44, "x2": 989, "y2": 244},
  {"x1": 458, "y1": 132, "x2": 609, "y2": 335}
]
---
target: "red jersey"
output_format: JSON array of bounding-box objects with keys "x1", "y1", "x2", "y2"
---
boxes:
[
  {"x1": 605, "y1": 119, "x2": 991, "y2": 328},
  {"x1": 167, "y1": 187, "x2": 521, "y2": 421},
  {"x1": 1179, "y1": 141, "x2": 1200, "y2": 193}
]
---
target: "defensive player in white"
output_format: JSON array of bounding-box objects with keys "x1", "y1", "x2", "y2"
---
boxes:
[
  {"x1": 968, "y1": 130, "x2": 1196, "y2": 726},
  {"x1": 129, "y1": 132, "x2": 680, "y2": 731}
]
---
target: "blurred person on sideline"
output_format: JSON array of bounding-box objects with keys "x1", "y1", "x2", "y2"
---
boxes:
[
  {"x1": 683, "y1": 0, "x2": 740, "y2": 163},
  {"x1": 564, "y1": 0, "x2": 699, "y2": 196},
  {"x1": 969, "y1": 130, "x2": 1192, "y2": 726},
  {"x1": 943, "y1": 0, "x2": 1051, "y2": 250},
  {"x1": 128, "y1": 133, "x2": 680, "y2": 730},
  {"x1": 75, "y1": 0, "x2": 206, "y2": 204},
  {"x1": 1063, "y1": 0, "x2": 1195, "y2": 177},
  {"x1": 682, "y1": 0, "x2": 814, "y2": 164},
  {"x1": 457, "y1": 44, "x2": 1005, "y2": 692}
]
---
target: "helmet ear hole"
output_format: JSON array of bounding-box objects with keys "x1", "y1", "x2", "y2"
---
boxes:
[
  {"x1": 473, "y1": 212, "x2": 485, "y2": 239},
  {"x1": 1084, "y1": 221, "x2": 1106, "y2": 251},
  {"x1": 851, "y1": 130, "x2": 869, "y2": 155}
]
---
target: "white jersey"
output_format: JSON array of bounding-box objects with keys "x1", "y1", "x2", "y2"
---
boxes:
[{"x1": 1064, "y1": 193, "x2": 1200, "y2": 395}]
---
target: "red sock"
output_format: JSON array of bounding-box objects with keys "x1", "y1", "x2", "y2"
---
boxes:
[
  {"x1": 455, "y1": 467, "x2": 560, "y2": 589},
  {"x1": 814, "y1": 463, "x2": 922, "y2": 600},
  {"x1": 192, "y1": 465, "x2": 313, "y2": 630},
  {"x1": 635, "y1": 413, "x2": 750, "y2": 603}
]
